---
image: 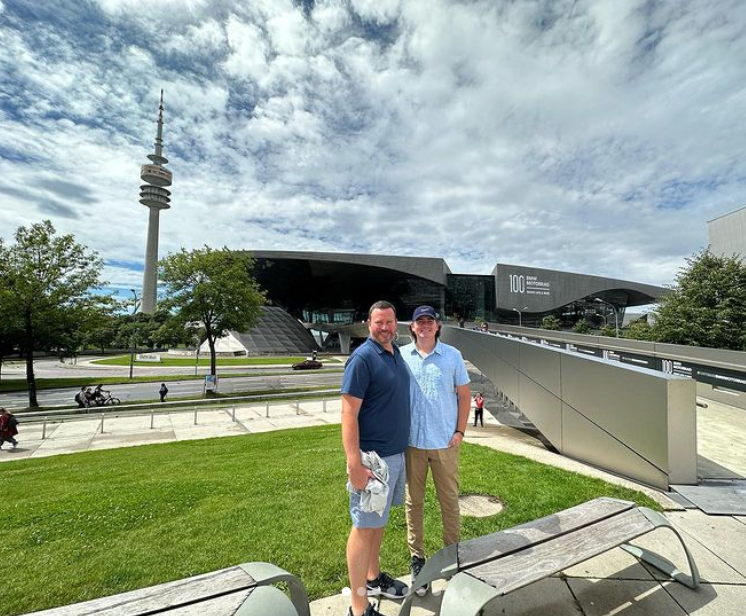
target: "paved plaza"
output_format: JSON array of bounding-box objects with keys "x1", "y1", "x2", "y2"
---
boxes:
[{"x1": 3, "y1": 383, "x2": 746, "y2": 615}]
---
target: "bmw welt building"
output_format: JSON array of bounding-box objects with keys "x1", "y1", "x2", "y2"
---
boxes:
[{"x1": 249, "y1": 250, "x2": 664, "y2": 331}]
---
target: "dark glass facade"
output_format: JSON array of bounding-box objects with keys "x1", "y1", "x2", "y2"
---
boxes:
[
  {"x1": 251, "y1": 257, "x2": 444, "y2": 324},
  {"x1": 445, "y1": 274, "x2": 497, "y2": 322}
]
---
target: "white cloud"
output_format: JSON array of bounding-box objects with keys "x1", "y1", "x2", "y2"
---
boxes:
[
  {"x1": 223, "y1": 16, "x2": 269, "y2": 81},
  {"x1": 1, "y1": 0, "x2": 745, "y2": 294},
  {"x1": 350, "y1": 0, "x2": 402, "y2": 25}
]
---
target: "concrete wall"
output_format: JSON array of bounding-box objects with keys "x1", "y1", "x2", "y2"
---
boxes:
[
  {"x1": 708, "y1": 205, "x2": 746, "y2": 262},
  {"x1": 494, "y1": 324, "x2": 746, "y2": 409},
  {"x1": 441, "y1": 327, "x2": 698, "y2": 490}
]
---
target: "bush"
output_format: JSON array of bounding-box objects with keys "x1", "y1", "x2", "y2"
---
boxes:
[{"x1": 540, "y1": 315, "x2": 561, "y2": 330}]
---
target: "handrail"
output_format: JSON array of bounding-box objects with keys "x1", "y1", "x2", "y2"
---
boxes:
[
  {"x1": 22, "y1": 392, "x2": 342, "y2": 440},
  {"x1": 17, "y1": 388, "x2": 341, "y2": 423}
]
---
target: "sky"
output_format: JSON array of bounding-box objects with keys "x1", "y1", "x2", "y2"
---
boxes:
[{"x1": 1, "y1": 0, "x2": 745, "y2": 297}]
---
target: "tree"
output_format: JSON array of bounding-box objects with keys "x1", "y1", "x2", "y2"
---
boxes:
[
  {"x1": 83, "y1": 306, "x2": 120, "y2": 354},
  {"x1": 540, "y1": 315, "x2": 561, "y2": 330},
  {"x1": 653, "y1": 250, "x2": 746, "y2": 350},
  {"x1": 625, "y1": 319, "x2": 655, "y2": 342},
  {"x1": 159, "y1": 247, "x2": 265, "y2": 376},
  {"x1": 0, "y1": 221, "x2": 105, "y2": 407},
  {"x1": 0, "y1": 261, "x2": 23, "y2": 380}
]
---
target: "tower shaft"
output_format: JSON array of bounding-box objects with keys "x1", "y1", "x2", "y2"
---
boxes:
[
  {"x1": 141, "y1": 207, "x2": 161, "y2": 313},
  {"x1": 139, "y1": 89, "x2": 173, "y2": 313}
]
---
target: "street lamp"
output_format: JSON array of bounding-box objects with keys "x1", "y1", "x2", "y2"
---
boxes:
[
  {"x1": 129, "y1": 289, "x2": 140, "y2": 379},
  {"x1": 512, "y1": 306, "x2": 529, "y2": 327},
  {"x1": 594, "y1": 297, "x2": 619, "y2": 337}
]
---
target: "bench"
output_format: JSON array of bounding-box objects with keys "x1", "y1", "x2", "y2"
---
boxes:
[
  {"x1": 28, "y1": 562, "x2": 310, "y2": 616},
  {"x1": 400, "y1": 497, "x2": 700, "y2": 616}
]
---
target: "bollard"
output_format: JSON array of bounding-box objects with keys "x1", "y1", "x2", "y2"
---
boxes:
[
  {"x1": 99, "y1": 413, "x2": 105, "y2": 434},
  {"x1": 296, "y1": 400, "x2": 300, "y2": 415},
  {"x1": 232, "y1": 406, "x2": 236, "y2": 422},
  {"x1": 266, "y1": 401, "x2": 270, "y2": 417},
  {"x1": 42, "y1": 418, "x2": 47, "y2": 440},
  {"x1": 323, "y1": 399, "x2": 327, "y2": 413},
  {"x1": 194, "y1": 408, "x2": 198, "y2": 425},
  {"x1": 150, "y1": 410, "x2": 155, "y2": 430}
]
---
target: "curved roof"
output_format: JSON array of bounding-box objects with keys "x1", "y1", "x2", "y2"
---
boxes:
[{"x1": 250, "y1": 250, "x2": 450, "y2": 285}]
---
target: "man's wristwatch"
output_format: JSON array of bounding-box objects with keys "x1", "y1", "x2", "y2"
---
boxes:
[{"x1": 454, "y1": 430, "x2": 465, "y2": 437}]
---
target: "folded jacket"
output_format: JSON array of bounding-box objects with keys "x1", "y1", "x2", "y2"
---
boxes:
[{"x1": 346, "y1": 450, "x2": 389, "y2": 516}]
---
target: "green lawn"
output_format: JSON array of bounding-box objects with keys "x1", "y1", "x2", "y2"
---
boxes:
[
  {"x1": 0, "y1": 426, "x2": 659, "y2": 616},
  {"x1": 92, "y1": 355, "x2": 338, "y2": 367}
]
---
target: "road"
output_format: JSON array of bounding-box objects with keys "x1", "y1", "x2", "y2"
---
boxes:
[
  {"x1": 0, "y1": 370, "x2": 344, "y2": 410},
  {"x1": 1, "y1": 356, "x2": 343, "y2": 379}
]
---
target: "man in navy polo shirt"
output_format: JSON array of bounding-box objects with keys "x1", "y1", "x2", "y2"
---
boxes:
[{"x1": 341, "y1": 300, "x2": 411, "y2": 616}]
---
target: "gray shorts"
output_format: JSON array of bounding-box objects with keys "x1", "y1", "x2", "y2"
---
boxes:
[{"x1": 349, "y1": 452, "x2": 406, "y2": 529}]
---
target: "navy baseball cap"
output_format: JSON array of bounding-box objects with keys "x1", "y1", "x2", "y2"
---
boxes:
[{"x1": 412, "y1": 306, "x2": 438, "y2": 321}]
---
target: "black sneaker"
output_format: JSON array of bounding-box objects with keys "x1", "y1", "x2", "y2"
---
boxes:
[
  {"x1": 347, "y1": 604, "x2": 383, "y2": 616},
  {"x1": 411, "y1": 555, "x2": 429, "y2": 596},
  {"x1": 366, "y1": 571, "x2": 409, "y2": 599}
]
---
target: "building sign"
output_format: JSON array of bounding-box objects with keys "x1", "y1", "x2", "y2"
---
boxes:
[
  {"x1": 508, "y1": 273, "x2": 551, "y2": 297},
  {"x1": 136, "y1": 353, "x2": 162, "y2": 362}
]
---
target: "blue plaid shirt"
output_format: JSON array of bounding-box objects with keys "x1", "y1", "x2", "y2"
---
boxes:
[{"x1": 400, "y1": 340, "x2": 470, "y2": 449}]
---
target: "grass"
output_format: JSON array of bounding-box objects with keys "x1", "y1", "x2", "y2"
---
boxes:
[
  {"x1": 0, "y1": 425, "x2": 659, "y2": 616},
  {"x1": 92, "y1": 355, "x2": 338, "y2": 367}
]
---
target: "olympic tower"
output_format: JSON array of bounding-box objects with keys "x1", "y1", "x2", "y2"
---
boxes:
[{"x1": 139, "y1": 90, "x2": 172, "y2": 313}]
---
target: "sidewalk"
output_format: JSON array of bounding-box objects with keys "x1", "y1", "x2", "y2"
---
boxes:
[{"x1": 4, "y1": 396, "x2": 745, "y2": 615}]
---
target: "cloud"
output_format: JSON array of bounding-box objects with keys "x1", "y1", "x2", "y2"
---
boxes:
[{"x1": 1, "y1": 0, "x2": 745, "y2": 295}]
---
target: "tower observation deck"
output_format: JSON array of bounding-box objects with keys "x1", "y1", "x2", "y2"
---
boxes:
[{"x1": 139, "y1": 90, "x2": 172, "y2": 313}]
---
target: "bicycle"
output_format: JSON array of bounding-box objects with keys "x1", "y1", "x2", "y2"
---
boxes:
[{"x1": 94, "y1": 393, "x2": 120, "y2": 406}]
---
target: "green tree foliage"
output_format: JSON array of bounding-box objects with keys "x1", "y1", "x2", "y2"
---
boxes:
[
  {"x1": 0, "y1": 221, "x2": 105, "y2": 407},
  {"x1": 653, "y1": 250, "x2": 746, "y2": 350},
  {"x1": 0, "y1": 253, "x2": 23, "y2": 379},
  {"x1": 625, "y1": 319, "x2": 655, "y2": 341},
  {"x1": 159, "y1": 247, "x2": 265, "y2": 376},
  {"x1": 110, "y1": 308, "x2": 195, "y2": 353},
  {"x1": 540, "y1": 315, "x2": 561, "y2": 330},
  {"x1": 83, "y1": 309, "x2": 120, "y2": 354},
  {"x1": 573, "y1": 318, "x2": 591, "y2": 334},
  {"x1": 599, "y1": 325, "x2": 617, "y2": 337}
]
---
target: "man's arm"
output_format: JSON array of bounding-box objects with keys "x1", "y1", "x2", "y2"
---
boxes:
[
  {"x1": 448, "y1": 384, "x2": 473, "y2": 447},
  {"x1": 341, "y1": 393, "x2": 373, "y2": 489}
]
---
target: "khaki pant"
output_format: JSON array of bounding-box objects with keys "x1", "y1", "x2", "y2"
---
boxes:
[{"x1": 405, "y1": 445, "x2": 460, "y2": 558}]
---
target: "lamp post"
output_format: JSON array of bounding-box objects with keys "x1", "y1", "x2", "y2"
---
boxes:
[
  {"x1": 129, "y1": 289, "x2": 140, "y2": 379},
  {"x1": 594, "y1": 297, "x2": 618, "y2": 337},
  {"x1": 512, "y1": 306, "x2": 529, "y2": 327}
]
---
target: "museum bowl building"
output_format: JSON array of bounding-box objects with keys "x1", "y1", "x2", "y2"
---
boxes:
[{"x1": 247, "y1": 250, "x2": 664, "y2": 343}]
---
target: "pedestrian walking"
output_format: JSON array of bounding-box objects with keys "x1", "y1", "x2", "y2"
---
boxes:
[
  {"x1": 74, "y1": 386, "x2": 88, "y2": 408},
  {"x1": 159, "y1": 383, "x2": 169, "y2": 403},
  {"x1": 473, "y1": 392, "x2": 485, "y2": 427},
  {"x1": 0, "y1": 408, "x2": 19, "y2": 449}
]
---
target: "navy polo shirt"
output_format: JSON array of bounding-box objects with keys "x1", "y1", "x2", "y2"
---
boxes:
[{"x1": 341, "y1": 337, "x2": 410, "y2": 457}]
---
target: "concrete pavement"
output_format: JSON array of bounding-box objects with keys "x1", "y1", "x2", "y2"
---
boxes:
[{"x1": 3, "y1": 390, "x2": 746, "y2": 615}]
